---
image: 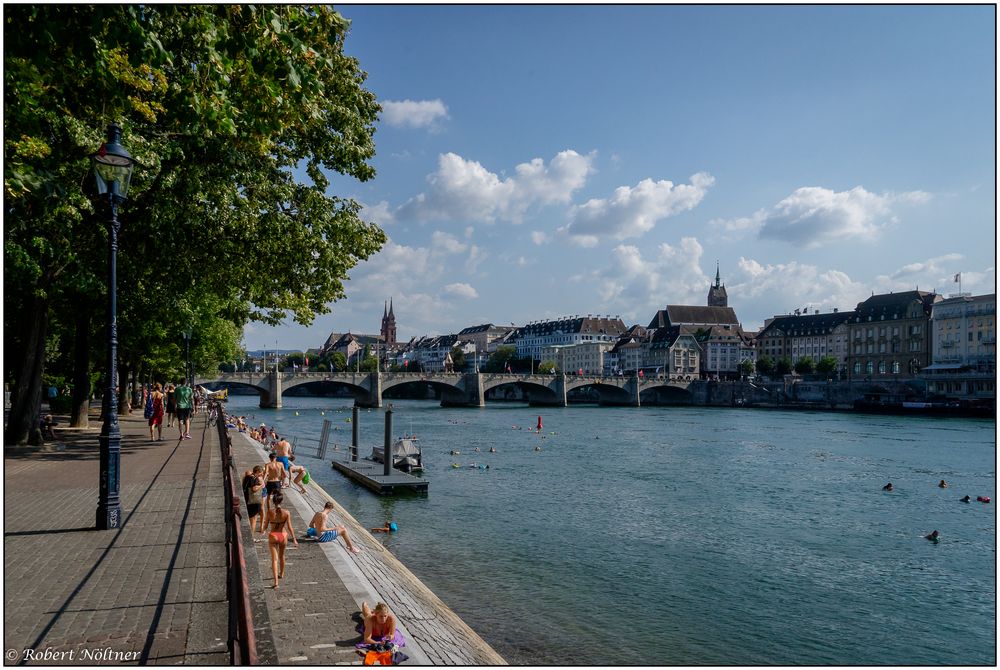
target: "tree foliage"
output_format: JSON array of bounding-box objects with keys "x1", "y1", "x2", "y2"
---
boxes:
[
  {"x1": 775, "y1": 357, "x2": 794, "y2": 376},
  {"x1": 793, "y1": 357, "x2": 815, "y2": 375},
  {"x1": 755, "y1": 356, "x2": 775, "y2": 377},
  {"x1": 816, "y1": 356, "x2": 838, "y2": 375},
  {"x1": 4, "y1": 6, "x2": 385, "y2": 443}
]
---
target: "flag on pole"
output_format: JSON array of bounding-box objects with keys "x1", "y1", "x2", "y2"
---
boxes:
[{"x1": 954, "y1": 273, "x2": 961, "y2": 283}]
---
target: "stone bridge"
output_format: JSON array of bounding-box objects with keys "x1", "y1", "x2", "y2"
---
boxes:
[{"x1": 197, "y1": 370, "x2": 695, "y2": 408}]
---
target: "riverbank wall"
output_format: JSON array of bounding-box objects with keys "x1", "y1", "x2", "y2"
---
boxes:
[{"x1": 229, "y1": 428, "x2": 506, "y2": 665}]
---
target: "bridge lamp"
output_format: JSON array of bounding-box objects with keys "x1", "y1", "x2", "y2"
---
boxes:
[{"x1": 92, "y1": 122, "x2": 137, "y2": 530}]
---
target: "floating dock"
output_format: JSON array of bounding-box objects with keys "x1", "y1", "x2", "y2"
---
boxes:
[{"x1": 332, "y1": 458, "x2": 429, "y2": 495}]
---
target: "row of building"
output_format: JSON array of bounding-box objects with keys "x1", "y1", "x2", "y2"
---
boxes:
[{"x1": 313, "y1": 271, "x2": 996, "y2": 399}]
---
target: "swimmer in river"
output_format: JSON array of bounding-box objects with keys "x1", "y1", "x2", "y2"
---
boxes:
[
  {"x1": 925, "y1": 530, "x2": 940, "y2": 542},
  {"x1": 960, "y1": 495, "x2": 972, "y2": 503},
  {"x1": 489, "y1": 447, "x2": 497, "y2": 453},
  {"x1": 938, "y1": 479, "x2": 948, "y2": 488},
  {"x1": 882, "y1": 482, "x2": 893, "y2": 491}
]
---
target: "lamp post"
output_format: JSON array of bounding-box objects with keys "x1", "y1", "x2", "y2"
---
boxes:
[{"x1": 92, "y1": 123, "x2": 136, "y2": 530}]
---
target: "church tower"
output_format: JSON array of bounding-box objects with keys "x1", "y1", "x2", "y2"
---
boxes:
[
  {"x1": 381, "y1": 298, "x2": 397, "y2": 348},
  {"x1": 707, "y1": 262, "x2": 728, "y2": 307}
]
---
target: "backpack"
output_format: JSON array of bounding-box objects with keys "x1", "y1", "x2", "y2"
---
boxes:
[{"x1": 143, "y1": 393, "x2": 154, "y2": 419}]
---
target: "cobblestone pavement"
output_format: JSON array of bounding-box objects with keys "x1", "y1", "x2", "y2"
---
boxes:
[
  {"x1": 3, "y1": 412, "x2": 229, "y2": 665},
  {"x1": 231, "y1": 430, "x2": 506, "y2": 666}
]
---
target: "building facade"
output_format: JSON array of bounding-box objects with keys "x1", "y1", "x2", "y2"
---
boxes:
[
  {"x1": 845, "y1": 291, "x2": 941, "y2": 379},
  {"x1": 539, "y1": 341, "x2": 614, "y2": 375},
  {"x1": 756, "y1": 310, "x2": 854, "y2": 375},
  {"x1": 922, "y1": 293, "x2": 996, "y2": 398},
  {"x1": 513, "y1": 316, "x2": 627, "y2": 361}
]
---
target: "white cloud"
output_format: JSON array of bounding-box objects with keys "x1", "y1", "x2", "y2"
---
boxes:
[
  {"x1": 888, "y1": 253, "x2": 962, "y2": 280},
  {"x1": 530, "y1": 231, "x2": 549, "y2": 245},
  {"x1": 397, "y1": 150, "x2": 595, "y2": 224},
  {"x1": 575, "y1": 236, "x2": 710, "y2": 321},
  {"x1": 430, "y1": 230, "x2": 467, "y2": 254},
  {"x1": 360, "y1": 200, "x2": 395, "y2": 227},
  {"x1": 443, "y1": 283, "x2": 479, "y2": 299},
  {"x1": 559, "y1": 172, "x2": 714, "y2": 243},
  {"x1": 381, "y1": 99, "x2": 449, "y2": 129},
  {"x1": 712, "y1": 186, "x2": 931, "y2": 248}
]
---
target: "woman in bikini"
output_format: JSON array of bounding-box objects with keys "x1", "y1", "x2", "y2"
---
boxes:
[
  {"x1": 361, "y1": 601, "x2": 398, "y2": 645},
  {"x1": 266, "y1": 492, "x2": 298, "y2": 588}
]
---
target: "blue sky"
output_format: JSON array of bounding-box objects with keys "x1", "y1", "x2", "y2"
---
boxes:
[{"x1": 244, "y1": 4, "x2": 996, "y2": 353}]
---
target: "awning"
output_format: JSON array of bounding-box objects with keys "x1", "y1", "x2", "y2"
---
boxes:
[{"x1": 921, "y1": 363, "x2": 965, "y2": 371}]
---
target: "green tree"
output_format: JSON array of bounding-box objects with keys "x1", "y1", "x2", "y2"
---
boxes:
[
  {"x1": 450, "y1": 346, "x2": 466, "y2": 371},
  {"x1": 775, "y1": 357, "x2": 794, "y2": 376},
  {"x1": 755, "y1": 356, "x2": 775, "y2": 377},
  {"x1": 794, "y1": 357, "x2": 815, "y2": 375},
  {"x1": 739, "y1": 359, "x2": 755, "y2": 376},
  {"x1": 4, "y1": 6, "x2": 384, "y2": 444},
  {"x1": 537, "y1": 361, "x2": 558, "y2": 374},
  {"x1": 816, "y1": 356, "x2": 838, "y2": 375},
  {"x1": 359, "y1": 356, "x2": 378, "y2": 373},
  {"x1": 485, "y1": 345, "x2": 518, "y2": 373},
  {"x1": 328, "y1": 352, "x2": 347, "y2": 372}
]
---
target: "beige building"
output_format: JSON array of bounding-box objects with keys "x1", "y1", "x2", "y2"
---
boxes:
[
  {"x1": 845, "y1": 291, "x2": 941, "y2": 379},
  {"x1": 923, "y1": 294, "x2": 996, "y2": 398},
  {"x1": 757, "y1": 310, "x2": 854, "y2": 375},
  {"x1": 540, "y1": 341, "x2": 614, "y2": 374}
]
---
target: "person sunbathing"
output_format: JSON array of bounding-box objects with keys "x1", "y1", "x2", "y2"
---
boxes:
[{"x1": 306, "y1": 502, "x2": 360, "y2": 553}]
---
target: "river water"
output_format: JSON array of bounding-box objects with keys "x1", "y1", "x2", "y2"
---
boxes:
[{"x1": 224, "y1": 395, "x2": 996, "y2": 665}]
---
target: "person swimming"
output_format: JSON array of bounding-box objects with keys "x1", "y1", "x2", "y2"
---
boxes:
[
  {"x1": 938, "y1": 479, "x2": 948, "y2": 488},
  {"x1": 925, "y1": 530, "x2": 940, "y2": 542},
  {"x1": 960, "y1": 495, "x2": 972, "y2": 503},
  {"x1": 882, "y1": 482, "x2": 893, "y2": 491}
]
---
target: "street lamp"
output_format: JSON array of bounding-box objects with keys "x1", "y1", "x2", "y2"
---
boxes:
[
  {"x1": 92, "y1": 123, "x2": 136, "y2": 530},
  {"x1": 182, "y1": 326, "x2": 193, "y2": 389}
]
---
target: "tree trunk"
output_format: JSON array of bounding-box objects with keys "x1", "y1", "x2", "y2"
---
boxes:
[
  {"x1": 70, "y1": 309, "x2": 91, "y2": 428},
  {"x1": 4, "y1": 294, "x2": 49, "y2": 446},
  {"x1": 118, "y1": 360, "x2": 130, "y2": 415}
]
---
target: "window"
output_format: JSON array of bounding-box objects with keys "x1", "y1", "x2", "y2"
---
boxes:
[
  {"x1": 866, "y1": 361, "x2": 873, "y2": 374},
  {"x1": 892, "y1": 361, "x2": 900, "y2": 374},
  {"x1": 854, "y1": 362, "x2": 861, "y2": 374},
  {"x1": 878, "y1": 361, "x2": 886, "y2": 374}
]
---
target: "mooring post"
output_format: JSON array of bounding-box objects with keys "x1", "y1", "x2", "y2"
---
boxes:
[
  {"x1": 351, "y1": 405, "x2": 359, "y2": 462},
  {"x1": 383, "y1": 407, "x2": 393, "y2": 476}
]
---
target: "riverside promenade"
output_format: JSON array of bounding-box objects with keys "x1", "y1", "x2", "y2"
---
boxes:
[
  {"x1": 2, "y1": 412, "x2": 230, "y2": 665},
  {"x1": 229, "y1": 430, "x2": 506, "y2": 665}
]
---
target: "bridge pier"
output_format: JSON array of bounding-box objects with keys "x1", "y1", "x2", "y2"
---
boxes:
[
  {"x1": 355, "y1": 372, "x2": 382, "y2": 408},
  {"x1": 527, "y1": 374, "x2": 567, "y2": 407},
  {"x1": 440, "y1": 373, "x2": 485, "y2": 408},
  {"x1": 261, "y1": 370, "x2": 282, "y2": 408}
]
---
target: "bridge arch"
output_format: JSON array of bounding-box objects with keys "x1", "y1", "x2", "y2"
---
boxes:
[
  {"x1": 637, "y1": 382, "x2": 694, "y2": 405},
  {"x1": 480, "y1": 376, "x2": 562, "y2": 406},
  {"x1": 200, "y1": 379, "x2": 273, "y2": 407}
]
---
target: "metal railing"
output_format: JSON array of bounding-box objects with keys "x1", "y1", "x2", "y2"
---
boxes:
[{"x1": 212, "y1": 401, "x2": 258, "y2": 665}]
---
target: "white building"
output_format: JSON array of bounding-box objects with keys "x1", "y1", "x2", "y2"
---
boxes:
[{"x1": 514, "y1": 316, "x2": 627, "y2": 361}]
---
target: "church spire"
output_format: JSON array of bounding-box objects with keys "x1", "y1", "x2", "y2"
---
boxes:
[
  {"x1": 383, "y1": 300, "x2": 388, "y2": 318},
  {"x1": 389, "y1": 297, "x2": 394, "y2": 318},
  {"x1": 715, "y1": 261, "x2": 721, "y2": 288}
]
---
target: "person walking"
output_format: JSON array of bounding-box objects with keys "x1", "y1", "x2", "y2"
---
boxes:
[
  {"x1": 266, "y1": 492, "x2": 297, "y2": 588},
  {"x1": 148, "y1": 383, "x2": 165, "y2": 441},
  {"x1": 174, "y1": 379, "x2": 194, "y2": 440},
  {"x1": 164, "y1": 383, "x2": 176, "y2": 427}
]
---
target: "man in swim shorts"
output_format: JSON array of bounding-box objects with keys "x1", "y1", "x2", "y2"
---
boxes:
[
  {"x1": 307, "y1": 502, "x2": 361, "y2": 553},
  {"x1": 274, "y1": 436, "x2": 292, "y2": 487},
  {"x1": 263, "y1": 453, "x2": 285, "y2": 519}
]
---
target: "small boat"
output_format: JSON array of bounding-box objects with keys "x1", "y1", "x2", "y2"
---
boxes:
[{"x1": 370, "y1": 436, "x2": 423, "y2": 472}]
